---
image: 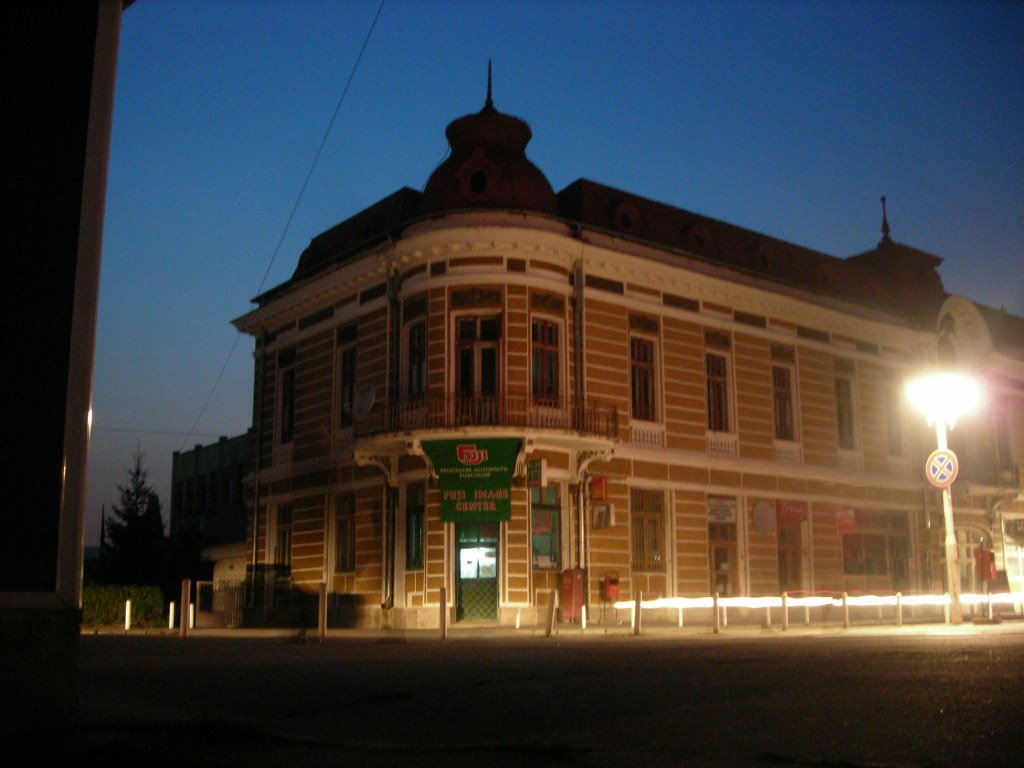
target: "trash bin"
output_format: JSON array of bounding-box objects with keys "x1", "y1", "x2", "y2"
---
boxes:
[{"x1": 560, "y1": 567, "x2": 585, "y2": 623}]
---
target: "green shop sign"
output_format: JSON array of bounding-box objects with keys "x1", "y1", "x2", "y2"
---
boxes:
[{"x1": 421, "y1": 438, "x2": 521, "y2": 522}]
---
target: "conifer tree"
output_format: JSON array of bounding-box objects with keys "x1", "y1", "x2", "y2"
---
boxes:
[{"x1": 100, "y1": 451, "x2": 166, "y2": 586}]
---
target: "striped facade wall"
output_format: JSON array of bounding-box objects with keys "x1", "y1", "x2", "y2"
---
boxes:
[{"x1": 239, "y1": 234, "x2": 1021, "y2": 626}]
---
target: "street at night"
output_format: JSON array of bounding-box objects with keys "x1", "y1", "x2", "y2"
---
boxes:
[{"x1": 39, "y1": 622, "x2": 1024, "y2": 767}]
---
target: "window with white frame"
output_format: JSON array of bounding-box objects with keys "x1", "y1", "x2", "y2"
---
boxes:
[
  {"x1": 630, "y1": 336, "x2": 657, "y2": 422},
  {"x1": 834, "y1": 359, "x2": 857, "y2": 450},
  {"x1": 771, "y1": 345, "x2": 797, "y2": 441},
  {"x1": 405, "y1": 482, "x2": 424, "y2": 571},
  {"x1": 630, "y1": 488, "x2": 665, "y2": 572},
  {"x1": 406, "y1": 320, "x2": 427, "y2": 400},
  {"x1": 338, "y1": 345, "x2": 356, "y2": 427},
  {"x1": 884, "y1": 370, "x2": 903, "y2": 456},
  {"x1": 531, "y1": 317, "x2": 561, "y2": 402},
  {"x1": 277, "y1": 347, "x2": 296, "y2": 444},
  {"x1": 275, "y1": 505, "x2": 292, "y2": 570},
  {"x1": 706, "y1": 354, "x2": 730, "y2": 432}
]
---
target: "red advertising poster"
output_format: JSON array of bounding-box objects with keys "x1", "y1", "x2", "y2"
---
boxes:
[
  {"x1": 835, "y1": 506, "x2": 857, "y2": 535},
  {"x1": 776, "y1": 499, "x2": 807, "y2": 522}
]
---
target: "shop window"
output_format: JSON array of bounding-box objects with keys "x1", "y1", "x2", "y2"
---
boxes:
[
  {"x1": 630, "y1": 488, "x2": 664, "y2": 572},
  {"x1": 405, "y1": 483, "x2": 424, "y2": 570},
  {"x1": 841, "y1": 510, "x2": 909, "y2": 587},
  {"x1": 708, "y1": 520, "x2": 737, "y2": 596},
  {"x1": 335, "y1": 494, "x2": 356, "y2": 572},
  {"x1": 531, "y1": 484, "x2": 561, "y2": 569}
]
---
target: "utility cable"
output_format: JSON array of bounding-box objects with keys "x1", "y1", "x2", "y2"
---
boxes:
[{"x1": 176, "y1": 0, "x2": 387, "y2": 453}]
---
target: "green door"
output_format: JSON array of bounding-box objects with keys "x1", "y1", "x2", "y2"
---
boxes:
[{"x1": 456, "y1": 523, "x2": 499, "y2": 621}]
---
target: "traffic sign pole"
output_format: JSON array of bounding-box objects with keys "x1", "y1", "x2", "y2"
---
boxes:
[{"x1": 933, "y1": 420, "x2": 962, "y2": 625}]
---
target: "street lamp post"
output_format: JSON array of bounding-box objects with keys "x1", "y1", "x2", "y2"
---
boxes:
[{"x1": 906, "y1": 372, "x2": 983, "y2": 626}]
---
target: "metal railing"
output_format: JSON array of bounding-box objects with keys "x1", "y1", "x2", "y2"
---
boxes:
[{"x1": 354, "y1": 395, "x2": 618, "y2": 439}]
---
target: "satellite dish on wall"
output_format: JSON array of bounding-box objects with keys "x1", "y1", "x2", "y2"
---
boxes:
[
  {"x1": 352, "y1": 384, "x2": 376, "y2": 421},
  {"x1": 753, "y1": 501, "x2": 776, "y2": 535}
]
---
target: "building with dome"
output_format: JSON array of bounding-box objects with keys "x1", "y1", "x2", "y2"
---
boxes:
[{"x1": 232, "y1": 81, "x2": 1024, "y2": 628}]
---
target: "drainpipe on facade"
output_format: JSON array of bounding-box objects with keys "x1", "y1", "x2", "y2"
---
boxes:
[
  {"x1": 573, "y1": 255, "x2": 588, "y2": 579},
  {"x1": 381, "y1": 270, "x2": 402, "y2": 612},
  {"x1": 250, "y1": 331, "x2": 266, "y2": 605}
]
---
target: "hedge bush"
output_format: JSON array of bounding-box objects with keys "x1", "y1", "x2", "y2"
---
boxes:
[{"x1": 82, "y1": 585, "x2": 165, "y2": 627}]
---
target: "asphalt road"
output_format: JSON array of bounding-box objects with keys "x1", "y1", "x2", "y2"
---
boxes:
[{"x1": 28, "y1": 623, "x2": 1024, "y2": 767}]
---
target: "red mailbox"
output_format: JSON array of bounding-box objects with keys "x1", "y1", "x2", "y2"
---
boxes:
[
  {"x1": 560, "y1": 567, "x2": 585, "y2": 622},
  {"x1": 975, "y1": 549, "x2": 997, "y2": 582},
  {"x1": 601, "y1": 572, "x2": 620, "y2": 602}
]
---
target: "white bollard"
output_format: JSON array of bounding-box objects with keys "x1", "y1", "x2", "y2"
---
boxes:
[
  {"x1": 189, "y1": 603, "x2": 195, "y2": 629},
  {"x1": 713, "y1": 592, "x2": 721, "y2": 634},
  {"x1": 677, "y1": 606, "x2": 683, "y2": 628},
  {"x1": 168, "y1": 601, "x2": 175, "y2": 630},
  {"x1": 439, "y1": 586, "x2": 448, "y2": 639},
  {"x1": 581, "y1": 604, "x2": 587, "y2": 630},
  {"x1": 124, "y1": 599, "x2": 131, "y2": 632},
  {"x1": 515, "y1": 608, "x2": 521, "y2": 630},
  {"x1": 782, "y1": 592, "x2": 789, "y2": 631}
]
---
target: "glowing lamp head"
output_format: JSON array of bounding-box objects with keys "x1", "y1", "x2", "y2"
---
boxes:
[{"x1": 905, "y1": 371, "x2": 983, "y2": 429}]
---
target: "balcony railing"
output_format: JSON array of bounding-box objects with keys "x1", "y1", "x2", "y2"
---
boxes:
[{"x1": 353, "y1": 395, "x2": 618, "y2": 440}]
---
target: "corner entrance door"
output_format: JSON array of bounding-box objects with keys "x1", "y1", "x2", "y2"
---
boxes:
[{"x1": 456, "y1": 523, "x2": 499, "y2": 621}]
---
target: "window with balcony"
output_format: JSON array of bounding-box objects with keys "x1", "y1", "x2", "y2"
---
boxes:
[
  {"x1": 531, "y1": 318, "x2": 560, "y2": 402},
  {"x1": 407, "y1": 321, "x2": 426, "y2": 400},
  {"x1": 456, "y1": 315, "x2": 501, "y2": 423},
  {"x1": 630, "y1": 336, "x2": 657, "y2": 422},
  {"x1": 630, "y1": 488, "x2": 664, "y2": 572}
]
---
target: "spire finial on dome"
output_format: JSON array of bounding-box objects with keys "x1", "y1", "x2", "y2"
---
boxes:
[
  {"x1": 481, "y1": 59, "x2": 497, "y2": 114},
  {"x1": 880, "y1": 195, "x2": 892, "y2": 245}
]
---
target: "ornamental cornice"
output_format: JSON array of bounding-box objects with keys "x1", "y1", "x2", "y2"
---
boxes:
[
  {"x1": 388, "y1": 226, "x2": 578, "y2": 268},
  {"x1": 580, "y1": 247, "x2": 928, "y2": 349},
  {"x1": 233, "y1": 249, "x2": 392, "y2": 335}
]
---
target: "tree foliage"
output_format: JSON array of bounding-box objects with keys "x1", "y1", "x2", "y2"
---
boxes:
[{"x1": 99, "y1": 451, "x2": 166, "y2": 587}]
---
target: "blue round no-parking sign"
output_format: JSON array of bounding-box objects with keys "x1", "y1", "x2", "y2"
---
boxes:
[{"x1": 925, "y1": 449, "x2": 958, "y2": 489}]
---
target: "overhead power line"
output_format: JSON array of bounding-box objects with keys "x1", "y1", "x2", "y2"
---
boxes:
[{"x1": 176, "y1": 0, "x2": 387, "y2": 453}]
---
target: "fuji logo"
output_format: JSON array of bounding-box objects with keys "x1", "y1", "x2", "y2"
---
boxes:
[{"x1": 457, "y1": 444, "x2": 488, "y2": 465}]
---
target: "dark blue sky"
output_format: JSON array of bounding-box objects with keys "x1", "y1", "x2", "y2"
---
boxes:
[{"x1": 88, "y1": 0, "x2": 1023, "y2": 545}]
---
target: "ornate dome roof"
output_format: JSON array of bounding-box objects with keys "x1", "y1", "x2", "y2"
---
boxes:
[{"x1": 420, "y1": 72, "x2": 556, "y2": 216}]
